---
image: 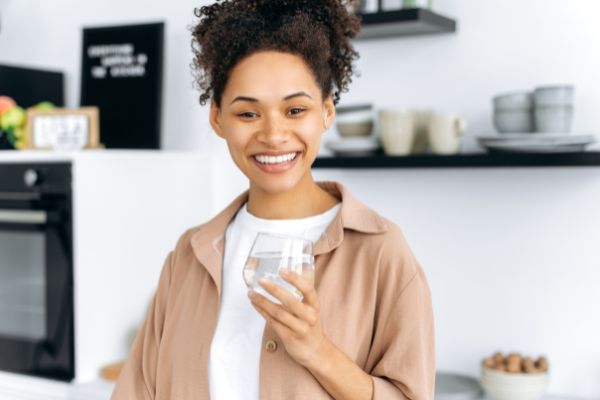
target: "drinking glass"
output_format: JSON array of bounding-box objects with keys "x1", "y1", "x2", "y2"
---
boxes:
[{"x1": 243, "y1": 232, "x2": 315, "y2": 304}]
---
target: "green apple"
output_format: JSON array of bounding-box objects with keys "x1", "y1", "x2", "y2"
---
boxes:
[
  {"x1": 33, "y1": 101, "x2": 56, "y2": 110},
  {"x1": 0, "y1": 106, "x2": 26, "y2": 130}
]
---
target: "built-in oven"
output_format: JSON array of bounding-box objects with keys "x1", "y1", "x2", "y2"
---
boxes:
[{"x1": 0, "y1": 162, "x2": 74, "y2": 381}]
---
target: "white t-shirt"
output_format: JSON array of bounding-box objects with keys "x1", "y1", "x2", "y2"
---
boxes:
[{"x1": 208, "y1": 201, "x2": 341, "y2": 400}]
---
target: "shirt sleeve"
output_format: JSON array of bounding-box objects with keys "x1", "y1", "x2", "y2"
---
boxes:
[
  {"x1": 110, "y1": 251, "x2": 174, "y2": 400},
  {"x1": 369, "y1": 265, "x2": 436, "y2": 400}
]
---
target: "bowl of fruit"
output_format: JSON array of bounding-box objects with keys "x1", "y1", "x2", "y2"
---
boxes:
[
  {"x1": 480, "y1": 351, "x2": 549, "y2": 400},
  {"x1": 0, "y1": 96, "x2": 56, "y2": 149}
]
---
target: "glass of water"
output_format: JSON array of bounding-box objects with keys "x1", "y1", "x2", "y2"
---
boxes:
[{"x1": 243, "y1": 232, "x2": 315, "y2": 304}]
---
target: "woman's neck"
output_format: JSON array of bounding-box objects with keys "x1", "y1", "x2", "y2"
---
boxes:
[{"x1": 246, "y1": 174, "x2": 339, "y2": 220}]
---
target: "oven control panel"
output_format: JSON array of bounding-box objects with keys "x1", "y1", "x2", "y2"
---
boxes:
[{"x1": 0, "y1": 163, "x2": 71, "y2": 195}]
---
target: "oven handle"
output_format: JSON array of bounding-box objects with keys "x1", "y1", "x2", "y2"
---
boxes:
[{"x1": 0, "y1": 209, "x2": 54, "y2": 224}]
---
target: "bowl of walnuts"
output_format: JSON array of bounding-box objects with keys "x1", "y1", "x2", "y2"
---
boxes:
[{"x1": 480, "y1": 351, "x2": 549, "y2": 400}]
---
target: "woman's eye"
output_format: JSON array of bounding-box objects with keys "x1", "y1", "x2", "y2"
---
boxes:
[
  {"x1": 238, "y1": 112, "x2": 257, "y2": 119},
  {"x1": 288, "y1": 107, "x2": 306, "y2": 116}
]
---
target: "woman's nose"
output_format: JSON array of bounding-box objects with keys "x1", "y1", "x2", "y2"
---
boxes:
[{"x1": 257, "y1": 116, "x2": 289, "y2": 145}]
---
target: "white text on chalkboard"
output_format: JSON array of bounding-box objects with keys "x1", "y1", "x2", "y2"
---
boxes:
[{"x1": 87, "y1": 43, "x2": 147, "y2": 79}]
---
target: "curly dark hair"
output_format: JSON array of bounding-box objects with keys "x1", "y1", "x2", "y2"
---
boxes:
[{"x1": 190, "y1": 0, "x2": 361, "y2": 108}]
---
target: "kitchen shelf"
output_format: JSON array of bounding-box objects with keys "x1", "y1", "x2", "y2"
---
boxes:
[
  {"x1": 313, "y1": 151, "x2": 600, "y2": 168},
  {"x1": 355, "y1": 8, "x2": 457, "y2": 40}
]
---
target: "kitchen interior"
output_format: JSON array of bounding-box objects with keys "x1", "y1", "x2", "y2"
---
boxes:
[{"x1": 0, "y1": 0, "x2": 599, "y2": 399}]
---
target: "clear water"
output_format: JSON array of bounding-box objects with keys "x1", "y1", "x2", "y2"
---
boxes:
[{"x1": 244, "y1": 252, "x2": 314, "y2": 303}]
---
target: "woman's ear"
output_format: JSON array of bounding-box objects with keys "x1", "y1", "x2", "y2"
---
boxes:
[
  {"x1": 209, "y1": 100, "x2": 226, "y2": 139},
  {"x1": 322, "y1": 94, "x2": 335, "y2": 130}
]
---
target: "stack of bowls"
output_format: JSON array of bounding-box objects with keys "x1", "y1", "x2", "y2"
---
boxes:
[
  {"x1": 534, "y1": 85, "x2": 574, "y2": 132},
  {"x1": 480, "y1": 367, "x2": 549, "y2": 400},
  {"x1": 492, "y1": 85, "x2": 575, "y2": 134},
  {"x1": 492, "y1": 92, "x2": 534, "y2": 133},
  {"x1": 335, "y1": 104, "x2": 374, "y2": 138}
]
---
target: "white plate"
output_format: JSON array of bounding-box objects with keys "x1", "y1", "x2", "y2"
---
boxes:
[
  {"x1": 479, "y1": 132, "x2": 572, "y2": 140},
  {"x1": 324, "y1": 138, "x2": 381, "y2": 156},
  {"x1": 435, "y1": 371, "x2": 483, "y2": 400},
  {"x1": 477, "y1": 134, "x2": 596, "y2": 146},
  {"x1": 478, "y1": 134, "x2": 596, "y2": 154},
  {"x1": 484, "y1": 142, "x2": 589, "y2": 153}
]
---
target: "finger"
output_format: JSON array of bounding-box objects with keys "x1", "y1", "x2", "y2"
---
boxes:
[
  {"x1": 250, "y1": 298, "x2": 295, "y2": 339},
  {"x1": 279, "y1": 269, "x2": 319, "y2": 309},
  {"x1": 250, "y1": 289, "x2": 310, "y2": 335},
  {"x1": 258, "y1": 278, "x2": 317, "y2": 324}
]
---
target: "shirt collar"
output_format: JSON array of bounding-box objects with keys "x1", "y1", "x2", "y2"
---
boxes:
[{"x1": 190, "y1": 180, "x2": 388, "y2": 295}]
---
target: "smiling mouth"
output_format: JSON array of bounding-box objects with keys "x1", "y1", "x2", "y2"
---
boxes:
[{"x1": 252, "y1": 151, "x2": 300, "y2": 165}]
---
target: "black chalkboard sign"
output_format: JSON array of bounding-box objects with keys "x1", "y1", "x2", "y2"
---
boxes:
[{"x1": 80, "y1": 22, "x2": 164, "y2": 149}]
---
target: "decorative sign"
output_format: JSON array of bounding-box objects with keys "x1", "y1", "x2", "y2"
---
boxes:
[
  {"x1": 25, "y1": 107, "x2": 101, "y2": 150},
  {"x1": 80, "y1": 22, "x2": 164, "y2": 149}
]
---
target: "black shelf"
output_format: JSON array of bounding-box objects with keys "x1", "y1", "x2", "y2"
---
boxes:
[
  {"x1": 355, "y1": 8, "x2": 457, "y2": 40},
  {"x1": 313, "y1": 151, "x2": 600, "y2": 169}
]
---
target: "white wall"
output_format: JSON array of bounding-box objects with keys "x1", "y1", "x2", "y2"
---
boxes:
[{"x1": 2, "y1": 0, "x2": 600, "y2": 397}]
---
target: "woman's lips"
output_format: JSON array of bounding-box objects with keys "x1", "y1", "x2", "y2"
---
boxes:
[{"x1": 251, "y1": 152, "x2": 300, "y2": 174}]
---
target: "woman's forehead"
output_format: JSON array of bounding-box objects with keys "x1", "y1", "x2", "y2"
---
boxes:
[{"x1": 224, "y1": 52, "x2": 320, "y2": 104}]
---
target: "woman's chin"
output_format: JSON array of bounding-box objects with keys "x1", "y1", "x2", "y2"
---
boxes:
[{"x1": 251, "y1": 176, "x2": 302, "y2": 195}]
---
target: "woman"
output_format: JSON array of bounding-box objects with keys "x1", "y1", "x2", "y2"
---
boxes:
[{"x1": 111, "y1": 0, "x2": 435, "y2": 399}]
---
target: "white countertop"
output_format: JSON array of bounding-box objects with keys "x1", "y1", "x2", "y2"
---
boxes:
[
  {"x1": 0, "y1": 149, "x2": 206, "y2": 163},
  {"x1": 0, "y1": 370, "x2": 591, "y2": 400},
  {"x1": 0, "y1": 371, "x2": 115, "y2": 400}
]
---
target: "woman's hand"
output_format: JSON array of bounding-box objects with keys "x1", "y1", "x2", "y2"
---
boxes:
[
  {"x1": 249, "y1": 270, "x2": 375, "y2": 400},
  {"x1": 248, "y1": 269, "x2": 329, "y2": 369}
]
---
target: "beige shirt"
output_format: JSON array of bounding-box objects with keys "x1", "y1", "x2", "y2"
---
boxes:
[{"x1": 110, "y1": 181, "x2": 435, "y2": 400}]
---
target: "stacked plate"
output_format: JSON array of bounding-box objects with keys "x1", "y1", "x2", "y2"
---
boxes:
[
  {"x1": 435, "y1": 371, "x2": 483, "y2": 400},
  {"x1": 324, "y1": 137, "x2": 381, "y2": 156},
  {"x1": 477, "y1": 133, "x2": 596, "y2": 153}
]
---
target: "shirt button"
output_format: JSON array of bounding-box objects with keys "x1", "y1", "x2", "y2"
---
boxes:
[{"x1": 265, "y1": 340, "x2": 278, "y2": 352}]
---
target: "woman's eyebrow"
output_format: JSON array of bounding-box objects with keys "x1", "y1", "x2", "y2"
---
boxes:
[
  {"x1": 283, "y1": 91, "x2": 313, "y2": 101},
  {"x1": 229, "y1": 91, "x2": 313, "y2": 105}
]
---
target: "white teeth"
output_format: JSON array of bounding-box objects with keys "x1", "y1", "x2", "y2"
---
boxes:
[{"x1": 254, "y1": 152, "x2": 298, "y2": 165}]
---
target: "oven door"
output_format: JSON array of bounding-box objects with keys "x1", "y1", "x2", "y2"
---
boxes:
[{"x1": 0, "y1": 194, "x2": 74, "y2": 381}]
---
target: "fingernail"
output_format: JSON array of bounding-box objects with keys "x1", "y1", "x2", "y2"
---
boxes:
[
  {"x1": 279, "y1": 269, "x2": 289, "y2": 276},
  {"x1": 248, "y1": 290, "x2": 255, "y2": 298}
]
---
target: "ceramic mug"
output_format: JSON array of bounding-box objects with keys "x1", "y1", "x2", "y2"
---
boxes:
[
  {"x1": 378, "y1": 110, "x2": 416, "y2": 155},
  {"x1": 427, "y1": 113, "x2": 467, "y2": 154},
  {"x1": 410, "y1": 109, "x2": 434, "y2": 154}
]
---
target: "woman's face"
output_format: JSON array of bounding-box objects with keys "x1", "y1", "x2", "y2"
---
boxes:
[{"x1": 210, "y1": 50, "x2": 335, "y2": 195}]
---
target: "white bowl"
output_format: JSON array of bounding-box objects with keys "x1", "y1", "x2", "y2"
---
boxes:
[
  {"x1": 480, "y1": 367, "x2": 549, "y2": 400},
  {"x1": 336, "y1": 120, "x2": 374, "y2": 137},
  {"x1": 534, "y1": 85, "x2": 574, "y2": 107},
  {"x1": 534, "y1": 106, "x2": 573, "y2": 133},
  {"x1": 494, "y1": 109, "x2": 534, "y2": 133},
  {"x1": 493, "y1": 91, "x2": 533, "y2": 110},
  {"x1": 336, "y1": 111, "x2": 372, "y2": 124},
  {"x1": 335, "y1": 104, "x2": 373, "y2": 124}
]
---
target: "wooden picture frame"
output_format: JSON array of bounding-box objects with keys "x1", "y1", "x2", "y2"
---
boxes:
[{"x1": 25, "y1": 106, "x2": 102, "y2": 150}]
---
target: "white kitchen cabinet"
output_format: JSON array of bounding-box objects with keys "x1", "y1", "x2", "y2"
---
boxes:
[{"x1": 0, "y1": 150, "x2": 212, "y2": 387}]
